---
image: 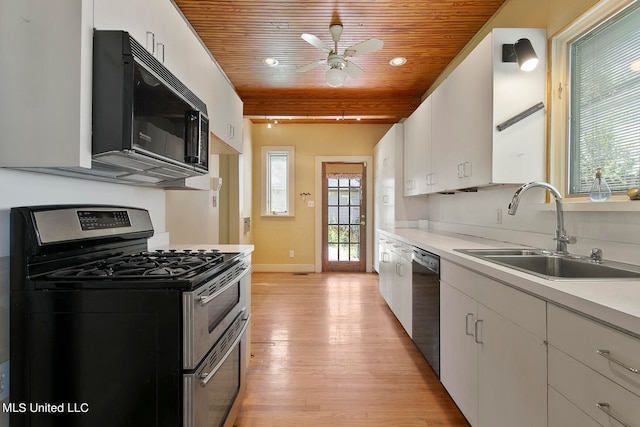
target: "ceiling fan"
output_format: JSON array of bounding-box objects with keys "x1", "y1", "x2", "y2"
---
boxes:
[{"x1": 297, "y1": 24, "x2": 383, "y2": 88}]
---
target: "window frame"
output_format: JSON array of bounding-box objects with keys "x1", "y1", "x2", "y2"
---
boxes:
[
  {"x1": 549, "y1": 0, "x2": 637, "y2": 201},
  {"x1": 260, "y1": 146, "x2": 295, "y2": 217}
]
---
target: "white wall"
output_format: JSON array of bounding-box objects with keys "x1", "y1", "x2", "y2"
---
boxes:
[
  {"x1": 0, "y1": 168, "x2": 167, "y2": 256},
  {"x1": 423, "y1": 185, "x2": 640, "y2": 265}
]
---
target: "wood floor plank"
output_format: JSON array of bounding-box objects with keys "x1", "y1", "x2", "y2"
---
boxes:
[{"x1": 234, "y1": 272, "x2": 470, "y2": 427}]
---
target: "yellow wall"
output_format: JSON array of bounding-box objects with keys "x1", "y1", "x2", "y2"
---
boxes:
[{"x1": 251, "y1": 123, "x2": 391, "y2": 270}]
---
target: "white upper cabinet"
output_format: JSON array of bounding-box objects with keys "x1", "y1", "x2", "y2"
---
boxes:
[
  {"x1": 0, "y1": 0, "x2": 94, "y2": 168},
  {"x1": 403, "y1": 96, "x2": 432, "y2": 196},
  {"x1": 209, "y1": 69, "x2": 244, "y2": 152},
  {"x1": 431, "y1": 28, "x2": 547, "y2": 192}
]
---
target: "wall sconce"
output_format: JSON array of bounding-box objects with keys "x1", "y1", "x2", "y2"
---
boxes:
[
  {"x1": 502, "y1": 38, "x2": 539, "y2": 71},
  {"x1": 299, "y1": 192, "x2": 311, "y2": 201}
]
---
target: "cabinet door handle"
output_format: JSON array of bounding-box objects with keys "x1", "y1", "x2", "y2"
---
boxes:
[
  {"x1": 146, "y1": 31, "x2": 155, "y2": 54},
  {"x1": 156, "y1": 43, "x2": 165, "y2": 63},
  {"x1": 596, "y1": 403, "x2": 631, "y2": 427},
  {"x1": 596, "y1": 349, "x2": 640, "y2": 374},
  {"x1": 465, "y1": 313, "x2": 474, "y2": 336},
  {"x1": 474, "y1": 319, "x2": 483, "y2": 344}
]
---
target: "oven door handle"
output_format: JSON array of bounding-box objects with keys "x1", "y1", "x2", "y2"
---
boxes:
[
  {"x1": 200, "y1": 312, "x2": 251, "y2": 387},
  {"x1": 198, "y1": 263, "x2": 251, "y2": 306}
]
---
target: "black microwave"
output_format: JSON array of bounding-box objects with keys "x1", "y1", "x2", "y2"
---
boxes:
[{"x1": 92, "y1": 30, "x2": 209, "y2": 180}]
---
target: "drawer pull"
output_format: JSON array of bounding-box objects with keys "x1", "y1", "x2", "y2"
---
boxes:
[
  {"x1": 596, "y1": 403, "x2": 631, "y2": 427},
  {"x1": 596, "y1": 349, "x2": 640, "y2": 374}
]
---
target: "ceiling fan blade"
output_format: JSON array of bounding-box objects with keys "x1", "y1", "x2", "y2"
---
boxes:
[
  {"x1": 343, "y1": 38, "x2": 384, "y2": 57},
  {"x1": 343, "y1": 61, "x2": 364, "y2": 79},
  {"x1": 301, "y1": 33, "x2": 333, "y2": 53},
  {"x1": 296, "y1": 59, "x2": 327, "y2": 73}
]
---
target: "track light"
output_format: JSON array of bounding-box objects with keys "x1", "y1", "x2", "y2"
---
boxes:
[{"x1": 502, "y1": 38, "x2": 539, "y2": 71}]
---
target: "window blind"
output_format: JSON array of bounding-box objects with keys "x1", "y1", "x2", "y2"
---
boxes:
[{"x1": 569, "y1": 2, "x2": 640, "y2": 194}]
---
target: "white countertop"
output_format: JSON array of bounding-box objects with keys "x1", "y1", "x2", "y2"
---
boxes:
[{"x1": 382, "y1": 227, "x2": 640, "y2": 337}]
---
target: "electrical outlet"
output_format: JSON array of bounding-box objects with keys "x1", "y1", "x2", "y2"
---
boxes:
[
  {"x1": 289, "y1": 250, "x2": 294, "y2": 258},
  {"x1": 0, "y1": 360, "x2": 9, "y2": 401},
  {"x1": 496, "y1": 208, "x2": 503, "y2": 224}
]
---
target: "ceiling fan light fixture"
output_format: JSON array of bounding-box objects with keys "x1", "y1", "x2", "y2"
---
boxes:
[
  {"x1": 389, "y1": 57, "x2": 407, "y2": 66},
  {"x1": 326, "y1": 67, "x2": 346, "y2": 87}
]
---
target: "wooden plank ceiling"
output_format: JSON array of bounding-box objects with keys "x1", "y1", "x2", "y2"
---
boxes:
[{"x1": 174, "y1": 0, "x2": 506, "y2": 124}]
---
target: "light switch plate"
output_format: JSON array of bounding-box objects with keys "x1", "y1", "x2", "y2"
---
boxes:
[{"x1": 0, "y1": 360, "x2": 9, "y2": 401}]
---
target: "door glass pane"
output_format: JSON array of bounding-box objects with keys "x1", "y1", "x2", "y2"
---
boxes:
[
  {"x1": 338, "y1": 207, "x2": 349, "y2": 224},
  {"x1": 338, "y1": 225, "x2": 349, "y2": 243},
  {"x1": 350, "y1": 207, "x2": 360, "y2": 224},
  {"x1": 350, "y1": 244, "x2": 360, "y2": 261},
  {"x1": 328, "y1": 189, "x2": 339, "y2": 205},
  {"x1": 339, "y1": 244, "x2": 349, "y2": 260},
  {"x1": 339, "y1": 189, "x2": 350, "y2": 205},
  {"x1": 350, "y1": 225, "x2": 360, "y2": 243},
  {"x1": 328, "y1": 206, "x2": 338, "y2": 224},
  {"x1": 350, "y1": 189, "x2": 361, "y2": 205},
  {"x1": 328, "y1": 225, "x2": 338, "y2": 243},
  {"x1": 328, "y1": 243, "x2": 339, "y2": 261}
]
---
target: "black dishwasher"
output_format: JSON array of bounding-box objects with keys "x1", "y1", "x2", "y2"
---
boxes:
[{"x1": 412, "y1": 247, "x2": 441, "y2": 377}]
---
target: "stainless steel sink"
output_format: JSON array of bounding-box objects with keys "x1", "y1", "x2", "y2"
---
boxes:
[{"x1": 456, "y1": 248, "x2": 640, "y2": 281}]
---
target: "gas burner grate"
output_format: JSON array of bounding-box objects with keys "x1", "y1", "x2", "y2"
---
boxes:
[{"x1": 47, "y1": 249, "x2": 226, "y2": 280}]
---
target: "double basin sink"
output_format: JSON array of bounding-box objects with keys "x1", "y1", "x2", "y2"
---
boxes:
[{"x1": 456, "y1": 248, "x2": 640, "y2": 281}]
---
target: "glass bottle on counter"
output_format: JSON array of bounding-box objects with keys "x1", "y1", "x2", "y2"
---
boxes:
[{"x1": 589, "y1": 168, "x2": 611, "y2": 202}]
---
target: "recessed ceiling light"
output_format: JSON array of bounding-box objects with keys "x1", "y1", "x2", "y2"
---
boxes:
[
  {"x1": 389, "y1": 57, "x2": 407, "y2": 66},
  {"x1": 263, "y1": 57, "x2": 279, "y2": 66}
]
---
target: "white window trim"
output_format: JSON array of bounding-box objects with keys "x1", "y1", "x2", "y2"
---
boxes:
[
  {"x1": 549, "y1": 0, "x2": 637, "y2": 205},
  {"x1": 260, "y1": 146, "x2": 295, "y2": 217}
]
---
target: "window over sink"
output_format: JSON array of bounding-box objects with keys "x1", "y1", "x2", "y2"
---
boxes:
[{"x1": 550, "y1": 0, "x2": 640, "y2": 200}]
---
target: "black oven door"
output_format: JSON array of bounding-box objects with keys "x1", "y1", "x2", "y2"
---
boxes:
[
  {"x1": 183, "y1": 313, "x2": 250, "y2": 427},
  {"x1": 183, "y1": 259, "x2": 250, "y2": 369}
]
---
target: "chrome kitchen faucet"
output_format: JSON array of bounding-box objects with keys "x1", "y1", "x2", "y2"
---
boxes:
[{"x1": 508, "y1": 181, "x2": 576, "y2": 254}]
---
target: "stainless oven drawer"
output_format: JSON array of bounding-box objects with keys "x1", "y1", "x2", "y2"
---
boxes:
[
  {"x1": 183, "y1": 313, "x2": 250, "y2": 427},
  {"x1": 182, "y1": 258, "x2": 250, "y2": 369}
]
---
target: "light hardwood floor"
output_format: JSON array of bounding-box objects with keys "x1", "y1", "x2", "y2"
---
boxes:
[{"x1": 234, "y1": 272, "x2": 470, "y2": 426}]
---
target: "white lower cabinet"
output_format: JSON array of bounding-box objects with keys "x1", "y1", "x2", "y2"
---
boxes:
[
  {"x1": 440, "y1": 282, "x2": 478, "y2": 424},
  {"x1": 440, "y1": 260, "x2": 547, "y2": 427},
  {"x1": 377, "y1": 234, "x2": 412, "y2": 337},
  {"x1": 547, "y1": 304, "x2": 640, "y2": 426}
]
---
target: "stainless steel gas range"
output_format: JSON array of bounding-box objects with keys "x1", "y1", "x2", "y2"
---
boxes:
[{"x1": 9, "y1": 205, "x2": 251, "y2": 427}]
